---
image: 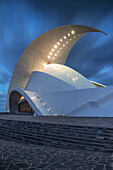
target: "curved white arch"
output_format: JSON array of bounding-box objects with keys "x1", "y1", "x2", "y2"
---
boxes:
[
  {"x1": 9, "y1": 87, "x2": 43, "y2": 115},
  {"x1": 6, "y1": 25, "x2": 106, "y2": 111}
]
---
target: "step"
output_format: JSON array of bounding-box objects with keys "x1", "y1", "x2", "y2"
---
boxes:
[
  {"x1": 0, "y1": 125, "x2": 113, "y2": 145},
  {"x1": 0, "y1": 127, "x2": 113, "y2": 150}
]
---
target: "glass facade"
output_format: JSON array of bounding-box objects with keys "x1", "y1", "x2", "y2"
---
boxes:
[{"x1": 18, "y1": 100, "x2": 33, "y2": 113}]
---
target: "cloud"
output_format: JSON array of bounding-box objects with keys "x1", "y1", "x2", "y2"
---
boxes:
[{"x1": 0, "y1": 91, "x2": 7, "y2": 112}]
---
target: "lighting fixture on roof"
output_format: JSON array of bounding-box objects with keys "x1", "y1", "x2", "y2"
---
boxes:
[
  {"x1": 57, "y1": 42, "x2": 60, "y2": 45},
  {"x1": 48, "y1": 107, "x2": 51, "y2": 111},
  {"x1": 47, "y1": 108, "x2": 51, "y2": 111},
  {"x1": 71, "y1": 30, "x2": 75, "y2": 34},
  {"x1": 54, "y1": 45, "x2": 57, "y2": 48},
  {"x1": 53, "y1": 57, "x2": 55, "y2": 60},
  {"x1": 55, "y1": 53, "x2": 57, "y2": 56},
  {"x1": 63, "y1": 44, "x2": 65, "y2": 46},
  {"x1": 60, "y1": 39, "x2": 62, "y2": 42},
  {"x1": 70, "y1": 39, "x2": 72, "y2": 41},
  {"x1": 72, "y1": 78, "x2": 75, "y2": 81},
  {"x1": 42, "y1": 102, "x2": 46, "y2": 106},
  {"x1": 57, "y1": 51, "x2": 59, "y2": 53},
  {"x1": 64, "y1": 36, "x2": 66, "y2": 39},
  {"x1": 31, "y1": 97, "x2": 35, "y2": 100},
  {"x1": 52, "y1": 49, "x2": 54, "y2": 52},
  {"x1": 66, "y1": 41, "x2": 68, "y2": 44},
  {"x1": 44, "y1": 63, "x2": 47, "y2": 67},
  {"x1": 50, "y1": 52, "x2": 52, "y2": 55},
  {"x1": 48, "y1": 56, "x2": 50, "y2": 59},
  {"x1": 68, "y1": 33, "x2": 70, "y2": 36},
  {"x1": 74, "y1": 36, "x2": 76, "y2": 38}
]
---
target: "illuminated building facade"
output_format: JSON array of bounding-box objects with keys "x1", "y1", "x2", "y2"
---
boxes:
[{"x1": 6, "y1": 25, "x2": 113, "y2": 117}]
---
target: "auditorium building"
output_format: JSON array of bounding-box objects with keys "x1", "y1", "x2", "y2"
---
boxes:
[{"x1": 6, "y1": 25, "x2": 113, "y2": 117}]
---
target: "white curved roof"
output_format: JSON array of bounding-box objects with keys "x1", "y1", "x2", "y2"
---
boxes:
[
  {"x1": 43, "y1": 64, "x2": 96, "y2": 89},
  {"x1": 25, "y1": 71, "x2": 76, "y2": 94}
]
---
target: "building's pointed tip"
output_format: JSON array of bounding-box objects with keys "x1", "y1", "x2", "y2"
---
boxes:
[{"x1": 104, "y1": 32, "x2": 107, "y2": 36}]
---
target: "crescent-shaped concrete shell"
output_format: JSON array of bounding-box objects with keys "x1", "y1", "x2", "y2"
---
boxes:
[{"x1": 6, "y1": 25, "x2": 106, "y2": 112}]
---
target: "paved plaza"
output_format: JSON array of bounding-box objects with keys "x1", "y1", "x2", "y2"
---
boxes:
[
  {"x1": 0, "y1": 139, "x2": 113, "y2": 170},
  {"x1": 0, "y1": 114, "x2": 113, "y2": 169}
]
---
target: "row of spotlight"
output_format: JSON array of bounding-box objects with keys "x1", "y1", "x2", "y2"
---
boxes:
[
  {"x1": 44, "y1": 30, "x2": 78, "y2": 67},
  {"x1": 34, "y1": 94, "x2": 52, "y2": 113}
]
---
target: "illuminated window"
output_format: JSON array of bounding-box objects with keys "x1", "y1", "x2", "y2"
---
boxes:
[{"x1": 20, "y1": 96, "x2": 24, "y2": 101}]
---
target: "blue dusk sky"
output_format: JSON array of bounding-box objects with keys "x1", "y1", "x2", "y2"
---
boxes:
[{"x1": 0, "y1": 0, "x2": 113, "y2": 112}]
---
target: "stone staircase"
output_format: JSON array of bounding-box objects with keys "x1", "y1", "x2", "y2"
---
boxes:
[{"x1": 0, "y1": 119, "x2": 113, "y2": 152}]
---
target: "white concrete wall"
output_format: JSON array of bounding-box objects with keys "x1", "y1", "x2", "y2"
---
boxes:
[
  {"x1": 25, "y1": 71, "x2": 76, "y2": 94},
  {"x1": 36, "y1": 86, "x2": 113, "y2": 116},
  {"x1": 43, "y1": 64, "x2": 96, "y2": 89},
  {"x1": 24, "y1": 69, "x2": 113, "y2": 117},
  {"x1": 10, "y1": 85, "x2": 113, "y2": 117}
]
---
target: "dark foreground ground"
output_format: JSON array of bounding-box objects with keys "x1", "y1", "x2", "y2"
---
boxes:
[
  {"x1": 0, "y1": 113, "x2": 113, "y2": 169},
  {"x1": 0, "y1": 139, "x2": 113, "y2": 170}
]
